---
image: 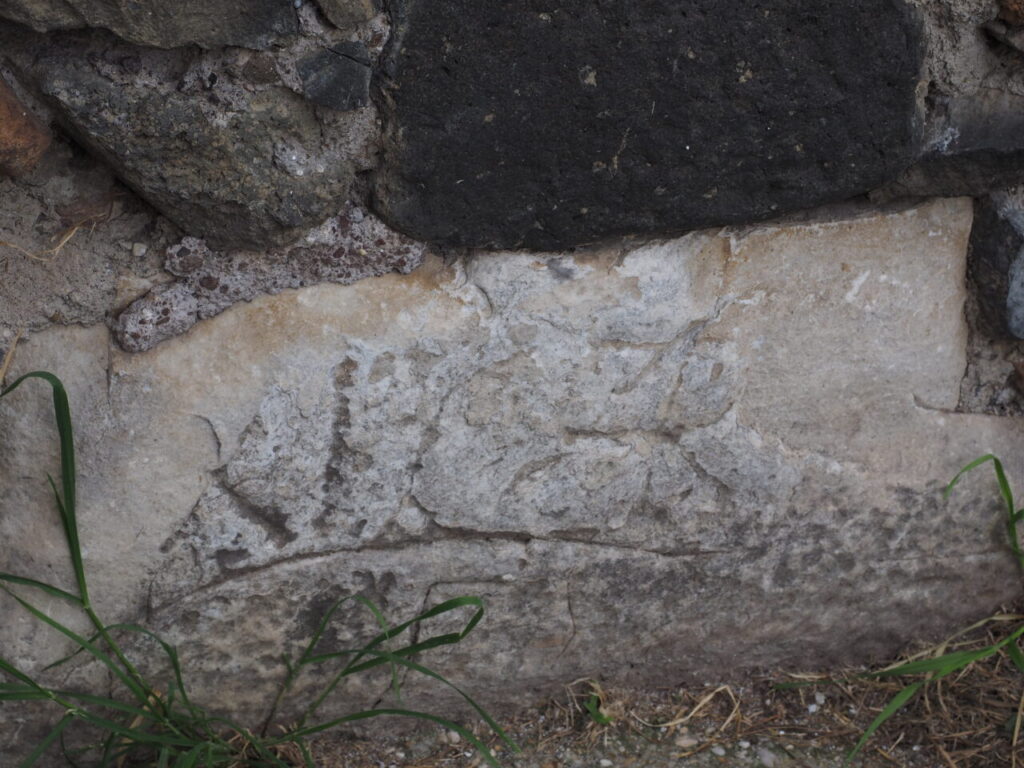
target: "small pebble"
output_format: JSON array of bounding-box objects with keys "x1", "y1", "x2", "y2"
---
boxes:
[
  {"x1": 711, "y1": 745, "x2": 726, "y2": 756},
  {"x1": 807, "y1": 703, "x2": 819, "y2": 713},
  {"x1": 131, "y1": 242, "x2": 148, "y2": 258},
  {"x1": 739, "y1": 740, "x2": 751, "y2": 749},
  {"x1": 446, "y1": 730, "x2": 461, "y2": 744},
  {"x1": 814, "y1": 692, "x2": 826, "y2": 705},
  {"x1": 599, "y1": 759, "x2": 613, "y2": 767},
  {"x1": 674, "y1": 735, "x2": 699, "y2": 748}
]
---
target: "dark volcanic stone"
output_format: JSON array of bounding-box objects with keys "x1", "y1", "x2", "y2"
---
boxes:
[
  {"x1": 969, "y1": 198, "x2": 1024, "y2": 339},
  {"x1": 299, "y1": 42, "x2": 372, "y2": 112},
  {"x1": 375, "y1": 0, "x2": 924, "y2": 250},
  {"x1": 881, "y1": 92, "x2": 1024, "y2": 199}
]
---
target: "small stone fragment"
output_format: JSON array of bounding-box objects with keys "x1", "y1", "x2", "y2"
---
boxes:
[
  {"x1": 315, "y1": 0, "x2": 377, "y2": 28},
  {"x1": 1000, "y1": 0, "x2": 1024, "y2": 26},
  {"x1": 968, "y1": 195, "x2": 1024, "y2": 339},
  {"x1": 113, "y1": 204, "x2": 425, "y2": 352},
  {"x1": 15, "y1": 32, "x2": 368, "y2": 249},
  {"x1": 983, "y1": 20, "x2": 1024, "y2": 55},
  {"x1": 298, "y1": 42, "x2": 371, "y2": 112},
  {"x1": 0, "y1": 77, "x2": 50, "y2": 178}
]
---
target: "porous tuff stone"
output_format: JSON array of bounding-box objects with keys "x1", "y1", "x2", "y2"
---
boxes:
[
  {"x1": 0, "y1": 0, "x2": 298, "y2": 49},
  {"x1": 12, "y1": 31, "x2": 375, "y2": 250},
  {"x1": 114, "y1": 204, "x2": 426, "y2": 352},
  {"x1": 1, "y1": 200, "x2": 1021, "y2": 751},
  {"x1": 375, "y1": 0, "x2": 923, "y2": 249}
]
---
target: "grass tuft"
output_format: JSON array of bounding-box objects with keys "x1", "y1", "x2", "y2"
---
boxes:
[
  {"x1": 0, "y1": 371, "x2": 517, "y2": 767},
  {"x1": 839, "y1": 454, "x2": 1024, "y2": 764}
]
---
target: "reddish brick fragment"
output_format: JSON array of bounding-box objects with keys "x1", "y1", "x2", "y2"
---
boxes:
[
  {"x1": 1001, "y1": 0, "x2": 1024, "y2": 25},
  {"x1": 0, "y1": 78, "x2": 50, "y2": 178}
]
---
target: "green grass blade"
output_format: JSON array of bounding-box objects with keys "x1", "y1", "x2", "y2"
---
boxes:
[
  {"x1": 869, "y1": 646, "x2": 999, "y2": 678},
  {"x1": 104, "y1": 623, "x2": 201, "y2": 717},
  {"x1": 0, "y1": 373, "x2": 84, "y2": 600},
  {"x1": 17, "y1": 712, "x2": 75, "y2": 768},
  {"x1": 172, "y1": 744, "x2": 203, "y2": 768},
  {"x1": 845, "y1": 681, "x2": 922, "y2": 764},
  {"x1": 0, "y1": 574, "x2": 81, "y2": 604},
  {"x1": 989, "y1": 456, "x2": 1015, "y2": 515},
  {"x1": 0, "y1": 656, "x2": 53, "y2": 695},
  {"x1": 0, "y1": 686, "x2": 51, "y2": 702},
  {"x1": 298, "y1": 596, "x2": 485, "y2": 725},
  {"x1": 1006, "y1": 640, "x2": 1024, "y2": 674},
  {"x1": 295, "y1": 646, "x2": 517, "y2": 753},
  {"x1": 945, "y1": 454, "x2": 999, "y2": 500},
  {"x1": 0, "y1": 586, "x2": 149, "y2": 704},
  {"x1": 54, "y1": 689, "x2": 164, "y2": 721}
]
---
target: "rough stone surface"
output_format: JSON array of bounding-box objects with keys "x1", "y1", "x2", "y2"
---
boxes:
[
  {"x1": 0, "y1": 76, "x2": 50, "y2": 178},
  {"x1": 314, "y1": 0, "x2": 378, "y2": 29},
  {"x1": 3, "y1": 27, "x2": 377, "y2": 250},
  {"x1": 880, "y1": 91, "x2": 1024, "y2": 198},
  {"x1": 871, "y1": 1, "x2": 1024, "y2": 200},
  {"x1": 2, "y1": 200, "x2": 1022, "y2": 761},
  {"x1": 968, "y1": 192, "x2": 1024, "y2": 339},
  {"x1": 375, "y1": 0, "x2": 923, "y2": 249},
  {"x1": 0, "y1": 0, "x2": 298, "y2": 49},
  {"x1": 0, "y1": 136, "x2": 170, "y2": 336},
  {"x1": 1002, "y1": 0, "x2": 1024, "y2": 25},
  {"x1": 114, "y1": 204, "x2": 426, "y2": 351},
  {"x1": 957, "y1": 188, "x2": 1024, "y2": 418},
  {"x1": 298, "y1": 42, "x2": 371, "y2": 112},
  {"x1": 984, "y1": 19, "x2": 1024, "y2": 56}
]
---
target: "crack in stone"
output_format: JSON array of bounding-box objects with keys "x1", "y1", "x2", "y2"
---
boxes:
[
  {"x1": 217, "y1": 477, "x2": 298, "y2": 549},
  {"x1": 151, "y1": 523, "x2": 729, "y2": 612}
]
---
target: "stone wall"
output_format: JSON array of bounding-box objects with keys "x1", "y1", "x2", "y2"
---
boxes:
[{"x1": 2, "y1": 0, "x2": 1024, "y2": 761}]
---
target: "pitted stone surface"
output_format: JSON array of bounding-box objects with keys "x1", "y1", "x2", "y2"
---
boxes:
[
  {"x1": 113, "y1": 205, "x2": 426, "y2": 352},
  {"x1": 2, "y1": 200, "x2": 1022, "y2": 744},
  {"x1": 0, "y1": 0, "x2": 298, "y2": 49},
  {"x1": 375, "y1": 0, "x2": 923, "y2": 249}
]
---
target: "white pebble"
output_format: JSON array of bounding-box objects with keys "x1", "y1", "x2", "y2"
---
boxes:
[
  {"x1": 131, "y1": 242, "x2": 148, "y2": 258},
  {"x1": 807, "y1": 703, "x2": 819, "y2": 713},
  {"x1": 711, "y1": 745, "x2": 726, "y2": 756},
  {"x1": 814, "y1": 692, "x2": 826, "y2": 705},
  {"x1": 599, "y1": 760, "x2": 613, "y2": 767}
]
